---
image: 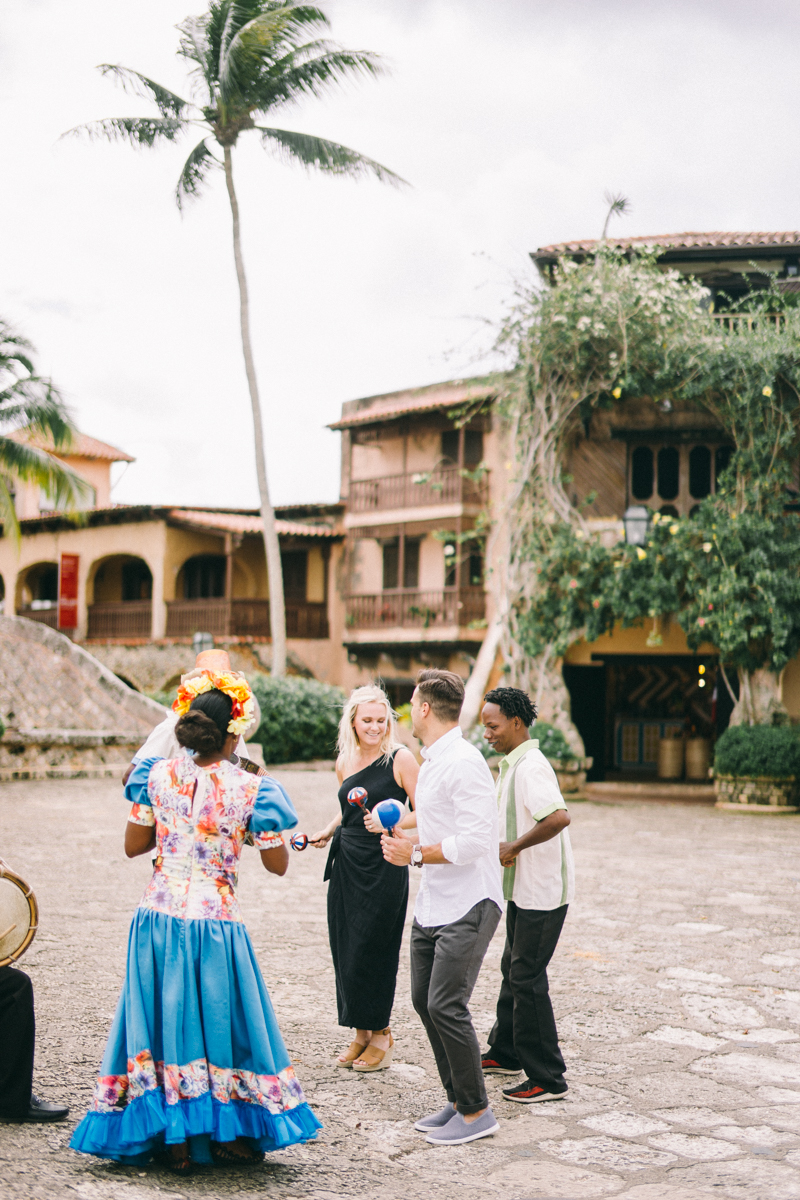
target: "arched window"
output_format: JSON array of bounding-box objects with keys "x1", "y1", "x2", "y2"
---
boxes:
[
  {"x1": 182, "y1": 555, "x2": 225, "y2": 599},
  {"x1": 689, "y1": 445, "x2": 712, "y2": 499},
  {"x1": 631, "y1": 447, "x2": 654, "y2": 500},
  {"x1": 657, "y1": 447, "x2": 680, "y2": 501}
]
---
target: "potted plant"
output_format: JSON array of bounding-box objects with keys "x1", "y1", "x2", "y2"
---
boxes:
[{"x1": 713, "y1": 724, "x2": 800, "y2": 812}]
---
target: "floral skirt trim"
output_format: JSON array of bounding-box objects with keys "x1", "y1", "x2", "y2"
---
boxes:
[
  {"x1": 88, "y1": 1049, "x2": 304, "y2": 1114},
  {"x1": 70, "y1": 1085, "x2": 321, "y2": 1164}
]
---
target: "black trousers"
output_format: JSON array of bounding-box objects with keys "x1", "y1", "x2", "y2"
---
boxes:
[
  {"x1": 0, "y1": 966, "x2": 35, "y2": 1117},
  {"x1": 487, "y1": 902, "x2": 567, "y2": 1089},
  {"x1": 410, "y1": 898, "x2": 501, "y2": 1114}
]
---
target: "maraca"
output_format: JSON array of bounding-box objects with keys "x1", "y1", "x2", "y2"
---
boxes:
[
  {"x1": 373, "y1": 798, "x2": 404, "y2": 837},
  {"x1": 347, "y1": 786, "x2": 368, "y2": 809},
  {"x1": 290, "y1": 833, "x2": 309, "y2": 851}
]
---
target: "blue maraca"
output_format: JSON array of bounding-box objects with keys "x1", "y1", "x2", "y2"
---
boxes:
[
  {"x1": 373, "y1": 798, "x2": 404, "y2": 836},
  {"x1": 290, "y1": 833, "x2": 308, "y2": 852},
  {"x1": 347, "y1": 786, "x2": 368, "y2": 809}
]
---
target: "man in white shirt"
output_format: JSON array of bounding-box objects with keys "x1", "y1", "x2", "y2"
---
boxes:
[
  {"x1": 480, "y1": 687, "x2": 573, "y2": 1104},
  {"x1": 381, "y1": 669, "x2": 503, "y2": 1145}
]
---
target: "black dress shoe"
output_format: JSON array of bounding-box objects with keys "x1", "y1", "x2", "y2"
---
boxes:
[{"x1": 23, "y1": 1095, "x2": 70, "y2": 1122}]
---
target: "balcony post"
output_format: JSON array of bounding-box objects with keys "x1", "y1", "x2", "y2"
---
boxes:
[{"x1": 224, "y1": 533, "x2": 233, "y2": 636}]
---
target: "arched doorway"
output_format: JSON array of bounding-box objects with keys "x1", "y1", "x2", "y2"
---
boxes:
[
  {"x1": 87, "y1": 555, "x2": 153, "y2": 639},
  {"x1": 16, "y1": 562, "x2": 59, "y2": 628}
]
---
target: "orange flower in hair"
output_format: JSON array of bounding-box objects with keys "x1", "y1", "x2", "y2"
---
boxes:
[{"x1": 173, "y1": 670, "x2": 255, "y2": 737}]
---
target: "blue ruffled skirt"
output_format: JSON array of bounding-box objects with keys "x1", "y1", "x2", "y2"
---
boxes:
[{"x1": 70, "y1": 908, "x2": 321, "y2": 1164}]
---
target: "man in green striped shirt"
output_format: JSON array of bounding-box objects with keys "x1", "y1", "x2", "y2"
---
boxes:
[{"x1": 480, "y1": 687, "x2": 574, "y2": 1104}]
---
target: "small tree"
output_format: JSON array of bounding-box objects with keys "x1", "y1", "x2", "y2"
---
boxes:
[
  {"x1": 0, "y1": 319, "x2": 89, "y2": 538},
  {"x1": 66, "y1": 1, "x2": 403, "y2": 675}
]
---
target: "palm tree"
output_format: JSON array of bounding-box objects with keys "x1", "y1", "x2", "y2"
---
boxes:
[
  {"x1": 0, "y1": 318, "x2": 90, "y2": 540},
  {"x1": 65, "y1": 1, "x2": 403, "y2": 676}
]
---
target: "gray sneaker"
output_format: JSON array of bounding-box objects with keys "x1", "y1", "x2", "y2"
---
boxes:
[
  {"x1": 414, "y1": 1102, "x2": 456, "y2": 1132},
  {"x1": 425, "y1": 1107, "x2": 499, "y2": 1145}
]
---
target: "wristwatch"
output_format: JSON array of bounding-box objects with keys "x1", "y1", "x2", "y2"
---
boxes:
[{"x1": 411, "y1": 845, "x2": 423, "y2": 868}]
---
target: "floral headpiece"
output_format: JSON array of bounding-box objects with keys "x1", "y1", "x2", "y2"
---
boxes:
[{"x1": 173, "y1": 670, "x2": 255, "y2": 738}]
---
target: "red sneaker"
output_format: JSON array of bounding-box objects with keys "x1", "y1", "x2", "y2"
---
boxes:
[
  {"x1": 481, "y1": 1055, "x2": 522, "y2": 1075},
  {"x1": 502, "y1": 1080, "x2": 568, "y2": 1103}
]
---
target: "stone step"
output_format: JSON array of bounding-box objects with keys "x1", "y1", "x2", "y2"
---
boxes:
[{"x1": 585, "y1": 781, "x2": 715, "y2": 805}]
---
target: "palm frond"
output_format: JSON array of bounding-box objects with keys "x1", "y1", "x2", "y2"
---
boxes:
[
  {"x1": 265, "y1": 46, "x2": 385, "y2": 106},
  {"x1": 178, "y1": 16, "x2": 215, "y2": 98},
  {"x1": 62, "y1": 116, "x2": 187, "y2": 148},
  {"x1": 0, "y1": 473, "x2": 20, "y2": 543},
  {"x1": 176, "y1": 139, "x2": 221, "y2": 210},
  {"x1": 0, "y1": 438, "x2": 93, "y2": 514},
  {"x1": 257, "y1": 126, "x2": 406, "y2": 185},
  {"x1": 219, "y1": 5, "x2": 294, "y2": 102},
  {"x1": 97, "y1": 64, "x2": 191, "y2": 118}
]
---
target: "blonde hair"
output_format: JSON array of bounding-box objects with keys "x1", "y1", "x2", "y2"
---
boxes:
[{"x1": 337, "y1": 684, "x2": 401, "y2": 766}]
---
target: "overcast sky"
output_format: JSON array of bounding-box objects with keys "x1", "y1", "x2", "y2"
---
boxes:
[{"x1": 3, "y1": 0, "x2": 800, "y2": 509}]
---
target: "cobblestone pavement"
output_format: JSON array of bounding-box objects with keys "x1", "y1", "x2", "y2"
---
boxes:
[{"x1": 3, "y1": 773, "x2": 800, "y2": 1200}]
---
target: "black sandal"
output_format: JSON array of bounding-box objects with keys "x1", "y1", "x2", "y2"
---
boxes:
[
  {"x1": 154, "y1": 1147, "x2": 193, "y2": 1175},
  {"x1": 210, "y1": 1140, "x2": 264, "y2": 1166}
]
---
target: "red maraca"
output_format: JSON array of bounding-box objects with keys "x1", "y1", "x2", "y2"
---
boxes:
[
  {"x1": 290, "y1": 833, "x2": 309, "y2": 851},
  {"x1": 347, "y1": 786, "x2": 368, "y2": 810}
]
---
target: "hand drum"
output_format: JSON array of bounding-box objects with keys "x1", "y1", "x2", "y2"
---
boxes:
[
  {"x1": 347, "y1": 787, "x2": 368, "y2": 809},
  {"x1": 373, "y1": 799, "x2": 404, "y2": 831},
  {"x1": 290, "y1": 833, "x2": 308, "y2": 851}
]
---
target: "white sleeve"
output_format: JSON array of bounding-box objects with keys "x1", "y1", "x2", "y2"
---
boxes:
[
  {"x1": 440, "y1": 756, "x2": 498, "y2": 866},
  {"x1": 132, "y1": 713, "x2": 181, "y2": 763}
]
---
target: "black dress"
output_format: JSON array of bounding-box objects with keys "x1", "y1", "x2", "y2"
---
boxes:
[{"x1": 325, "y1": 753, "x2": 409, "y2": 1030}]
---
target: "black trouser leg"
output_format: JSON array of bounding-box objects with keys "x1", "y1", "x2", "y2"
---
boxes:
[
  {"x1": 410, "y1": 899, "x2": 501, "y2": 1114},
  {"x1": 0, "y1": 966, "x2": 35, "y2": 1117},
  {"x1": 488, "y1": 903, "x2": 568, "y2": 1089}
]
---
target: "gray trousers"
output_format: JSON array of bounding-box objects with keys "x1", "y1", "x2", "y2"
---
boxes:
[{"x1": 410, "y1": 898, "x2": 501, "y2": 1114}]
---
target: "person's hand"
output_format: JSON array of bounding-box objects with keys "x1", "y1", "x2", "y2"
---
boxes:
[
  {"x1": 309, "y1": 830, "x2": 333, "y2": 848},
  {"x1": 363, "y1": 809, "x2": 382, "y2": 834},
  {"x1": 381, "y1": 829, "x2": 413, "y2": 865},
  {"x1": 499, "y1": 840, "x2": 518, "y2": 867}
]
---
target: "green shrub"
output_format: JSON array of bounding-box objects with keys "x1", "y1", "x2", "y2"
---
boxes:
[
  {"x1": 465, "y1": 724, "x2": 494, "y2": 759},
  {"x1": 251, "y1": 675, "x2": 345, "y2": 764},
  {"x1": 714, "y1": 724, "x2": 800, "y2": 778},
  {"x1": 531, "y1": 721, "x2": 573, "y2": 762}
]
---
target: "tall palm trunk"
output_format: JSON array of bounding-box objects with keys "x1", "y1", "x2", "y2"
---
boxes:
[{"x1": 223, "y1": 146, "x2": 286, "y2": 676}]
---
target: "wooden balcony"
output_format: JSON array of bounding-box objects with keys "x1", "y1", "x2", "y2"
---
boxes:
[
  {"x1": 165, "y1": 598, "x2": 328, "y2": 639},
  {"x1": 346, "y1": 588, "x2": 485, "y2": 631},
  {"x1": 17, "y1": 604, "x2": 58, "y2": 629},
  {"x1": 349, "y1": 466, "x2": 487, "y2": 514},
  {"x1": 87, "y1": 601, "x2": 153, "y2": 639},
  {"x1": 711, "y1": 313, "x2": 785, "y2": 333}
]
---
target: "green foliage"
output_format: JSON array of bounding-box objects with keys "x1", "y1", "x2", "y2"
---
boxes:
[
  {"x1": 251, "y1": 674, "x2": 345, "y2": 764},
  {"x1": 502, "y1": 248, "x2": 800, "y2": 689},
  {"x1": 464, "y1": 724, "x2": 494, "y2": 759},
  {"x1": 531, "y1": 722, "x2": 573, "y2": 761},
  {"x1": 147, "y1": 688, "x2": 178, "y2": 709},
  {"x1": 0, "y1": 319, "x2": 90, "y2": 540},
  {"x1": 714, "y1": 723, "x2": 800, "y2": 778}
]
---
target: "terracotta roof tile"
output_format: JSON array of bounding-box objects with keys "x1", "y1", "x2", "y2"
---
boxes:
[
  {"x1": 168, "y1": 509, "x2": 339, "y2": 538},
  {"x1": 9, "y1": 428, "x2": 134, "y2": 462},
  {"x1": 534, "y1": 231, "x2": 800, "y2": 257},
  {"x1": 330, "y1": 377, "x2": 497, "y2": 430}
]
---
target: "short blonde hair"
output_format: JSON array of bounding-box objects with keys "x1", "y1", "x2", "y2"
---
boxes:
[{"x1": 337, "y1": 684, "x2": 401, "y2": 765}]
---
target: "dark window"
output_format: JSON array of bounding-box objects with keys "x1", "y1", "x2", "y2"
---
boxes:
[
  {"x1": 689, "y1": 445, "x2": 711, "y2": 499},
  {"x1": 464, "y1": 430, "x2": 483, "y2": 465},
  {"x1": 30, "y1": 564, "x2": 58, "y2": 602},
  {"x1": 281, "y1": 551, "x2": 307, "y2": 601},
  {"x1": 467, "y1": 548, "x2": 483, "y2": 586},
  {"x1": 444, "y1": 537, "x2": 457, "y2": 587},
  {"x1": 715, "y1": 445, "x2": 733, "y2": 486},
  {"x1": 121, "y1": 560, "x2": 152, "y2": 601},
  {"x1": 631, "y1": 446, "x2": 654, "y2": 500},
  {"x1": 183, "y1": 555, "x2": 225, "y2": 599},
  {"x1": 659, "y1": 504, "x2": 679, "y2": 518},
  {"x1": 441, "y1": 430, "x2": 459, "y2": 463},
  {"x1": 657, "y1": 446, "x2": 679, "y2": 500},
  {"x1": 403, "y1": 539, "x2": 420, "y2": 589},
  {"x1": 382, "y1": 539, "x2": 399, "y2": 590}
]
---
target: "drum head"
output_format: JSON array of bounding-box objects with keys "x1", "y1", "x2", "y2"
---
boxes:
[{"x1": 0, "y1": 868, "x2": 38, "y2": 966}]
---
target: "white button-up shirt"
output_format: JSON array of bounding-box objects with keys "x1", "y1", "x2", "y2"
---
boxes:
[
  {"x1": 498, "y1": 740, "x2": 575, "y2": 911},
  {"x1": 414, "y1": 726, "x2": 504, "y2": 927}
]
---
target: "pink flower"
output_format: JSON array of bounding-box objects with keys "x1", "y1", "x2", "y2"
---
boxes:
[
  {"x1": 698, "y1": 617, "x2": 706, "y2": 627},
  {"x1": 568, "y1": 579, "x2": 579, "y2": 589},
  {"x1": 592, "y1": 598, "x2": 601, "y2": 608},
  {"x1": 708, "y1": 603, "x2": 713, "y2": 611}
]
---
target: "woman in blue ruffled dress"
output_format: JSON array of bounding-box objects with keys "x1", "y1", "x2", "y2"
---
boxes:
[{"x1": 70, "y1": 682, "x2": 321, "y2": 1172}]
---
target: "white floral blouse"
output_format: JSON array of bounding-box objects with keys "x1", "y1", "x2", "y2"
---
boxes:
[{"x1": 125, "y1": 755, "x2": 297, "y2": 923}]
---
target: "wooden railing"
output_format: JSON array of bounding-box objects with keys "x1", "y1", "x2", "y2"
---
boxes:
[
  {"x1": 165, "y1": 598, "x2": 328, "y2": 639},
  {"x1": 17, "y1": 605, "x2": 58, "y2": 629},
  {"x1": 711, "y1": 313, "x2": 785, "y2": 333},
  {"x1": 87, "y1": 601, "x2": 152, "y2": 639},
  {"x1": 346, "y1": 588, "x2": 485, "y2": 630},
  {"x1": 349, "y1": 466, "x2": 488, "y2": 513}
]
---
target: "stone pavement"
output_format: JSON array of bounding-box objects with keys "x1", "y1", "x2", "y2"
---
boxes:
[{"x1": 3, "y1": 772, "x2": 800, "y2": 1200}]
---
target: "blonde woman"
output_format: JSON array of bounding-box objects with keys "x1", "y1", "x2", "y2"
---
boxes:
[{"x1": 310, "y1": 686, "x2": 419, "y2": 1071}]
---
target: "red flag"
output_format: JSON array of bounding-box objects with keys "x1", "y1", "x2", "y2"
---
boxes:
[{"x1": 58, "y1": 554, "x2": 79, "y2": 630}]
